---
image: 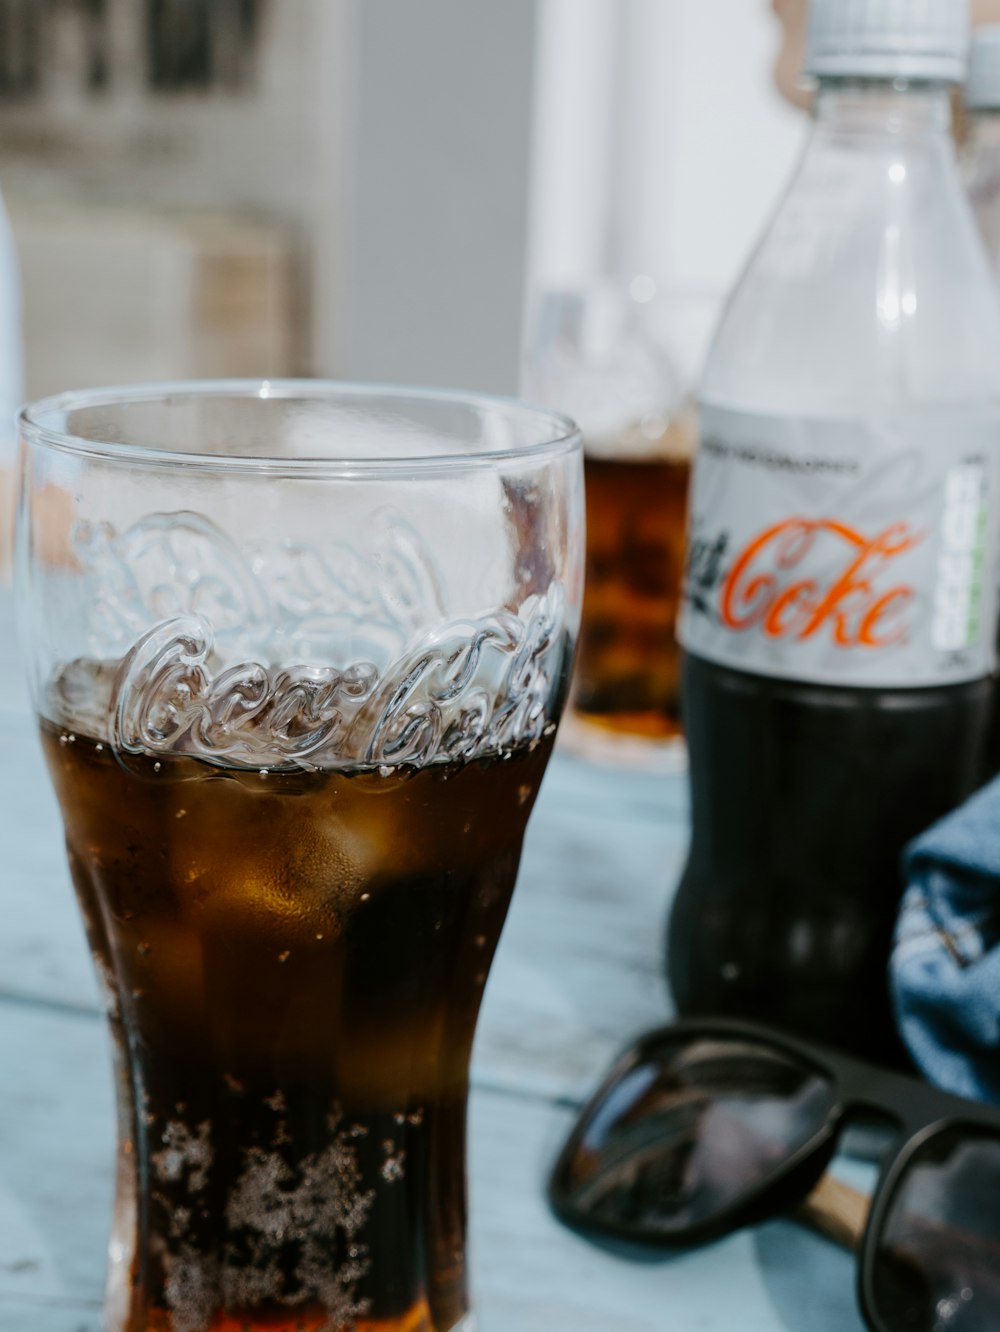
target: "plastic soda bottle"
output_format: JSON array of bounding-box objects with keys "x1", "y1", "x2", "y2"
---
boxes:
[{"x1": 669, "y1": 0, "x2": 1000, "y2": 1064}]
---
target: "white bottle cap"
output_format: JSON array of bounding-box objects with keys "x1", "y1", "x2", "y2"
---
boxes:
[
  {"x1": 967, "y1": 25, "x2": 1000, "y2": 108},
  {"x1": 806, "y1": 0, "x2": 969, "y2": 84}
]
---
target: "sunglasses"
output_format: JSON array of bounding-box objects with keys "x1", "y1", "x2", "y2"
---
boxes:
[{"x1": 548, "y1": 1018, "x2": 1000, "y2": 1332}]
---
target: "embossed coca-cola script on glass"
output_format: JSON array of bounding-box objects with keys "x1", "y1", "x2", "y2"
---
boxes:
[{"x1": 17, "y1": 383, "x2": 583, "y2": 1332}]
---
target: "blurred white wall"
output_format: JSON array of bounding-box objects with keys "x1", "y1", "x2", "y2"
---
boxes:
[
  {"x1": 529, "y1": 0, "x2": 807, "y2": 300},
  {"x1": 328, "y1": 0, "x2": 808, "y2": 394},
  {"x1": 0, "y1": 0, "x2": 348, "y2": 393},
  {"x1": 330, "y1": 0, "x2": 539, "y2": 395}
]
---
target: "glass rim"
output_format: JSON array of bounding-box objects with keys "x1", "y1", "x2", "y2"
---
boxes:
[{"x1": 18, "y1": 378, "x2": 582, "y2": 477}]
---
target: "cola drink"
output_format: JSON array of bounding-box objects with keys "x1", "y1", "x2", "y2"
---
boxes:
[
  {"x1": 41, "y1": 667, "x2": 553, "y2": 1332},
  {"x1": 573, "y1": 428, "x2": 692, "y2": 742},
  {"x1": 668, "y1": 0, "x2": 1000, "y2": 1064},
  {"x1": 672, "y1": 661, "x2": 991, "y2": 1063}
]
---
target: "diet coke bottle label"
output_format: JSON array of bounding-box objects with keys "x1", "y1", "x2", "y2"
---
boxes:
[{"x1": 679, "y1": 403, "x2": 1000, "y2": 686}]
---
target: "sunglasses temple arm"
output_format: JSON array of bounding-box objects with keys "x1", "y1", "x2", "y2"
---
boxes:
[{"x1": 793, "y1": 1173, "x2": 871, "y2": 1251}]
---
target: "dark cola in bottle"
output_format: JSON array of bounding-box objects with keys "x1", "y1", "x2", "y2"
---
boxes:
[{"x1": 668, "y1": 0, "x2": 1000, "y2": 1064}]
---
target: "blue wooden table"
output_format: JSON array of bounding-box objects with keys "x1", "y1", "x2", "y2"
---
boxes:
[{"x1": 0, "y1": 581, "x2": 865, "y2": 1331}]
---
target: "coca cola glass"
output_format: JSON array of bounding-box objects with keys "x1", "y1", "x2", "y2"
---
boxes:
[{"x1": 16, "y1": 382, "x2": 583, "y2": 1332}]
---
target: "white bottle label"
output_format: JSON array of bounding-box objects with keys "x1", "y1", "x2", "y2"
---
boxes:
[{"x1": 678, "y1": 404, "x2": 1000, "y2": 687}]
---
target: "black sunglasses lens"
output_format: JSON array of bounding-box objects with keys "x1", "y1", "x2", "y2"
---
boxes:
[
  {"x1": 869, "y1": 1126, "x2": 1000, "y2": 1332},
  {"x1": 553, "y1": 1033, "x2": 836, "y2": 1239}
]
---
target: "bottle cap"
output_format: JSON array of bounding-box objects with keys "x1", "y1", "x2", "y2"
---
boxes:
[
  {"x1": 806, "y1": 0, "x2": 969, "y2": 85},
  {"x1": 967, "y1": 25, "x2": 1000, "y2": 107}
]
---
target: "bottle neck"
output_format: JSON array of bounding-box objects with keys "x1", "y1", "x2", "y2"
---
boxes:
[{"x1": 812, "y1": 80, "x2": 953, "y2": 140}]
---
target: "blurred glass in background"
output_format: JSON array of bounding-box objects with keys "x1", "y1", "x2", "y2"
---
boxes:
[{"x1": 523, "y1": 279, "x2": 710, "y2": 768}]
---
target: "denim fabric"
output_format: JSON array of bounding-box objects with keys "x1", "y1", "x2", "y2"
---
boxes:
[{"x1": 890, "y1": 776, "x2": 1000, "y2": 1103}]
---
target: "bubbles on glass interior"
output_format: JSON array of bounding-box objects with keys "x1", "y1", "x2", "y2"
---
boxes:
[{"x1": 143, "y1": 1105, "x2": 376, "y2": 1332}]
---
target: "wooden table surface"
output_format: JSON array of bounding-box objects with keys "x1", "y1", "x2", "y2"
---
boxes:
[{"x1": 0, "y1": 582, "x2": 866, "y2": 1332}]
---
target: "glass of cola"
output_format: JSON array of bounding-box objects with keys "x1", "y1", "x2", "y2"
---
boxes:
[{"x1": 16, "y1": 382, "x2": 583, "y2": 1332}]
